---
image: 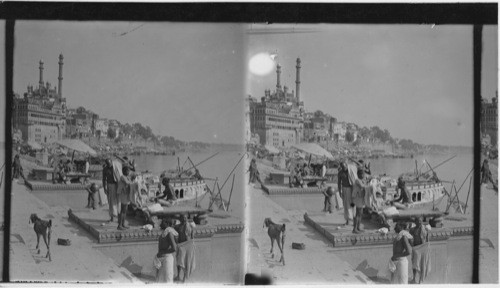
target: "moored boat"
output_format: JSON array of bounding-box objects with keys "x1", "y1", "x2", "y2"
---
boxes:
[{"x1": 379, "y1": 173, "x2": 446, "y2": 209}]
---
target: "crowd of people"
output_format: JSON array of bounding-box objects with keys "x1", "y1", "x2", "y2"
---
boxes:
[
  {"x1": 289, "y1": 162, "x2": 327, "y2": 188},
  {"x1": 102, "y1": 157, "x2": 137, "y2": 230}
]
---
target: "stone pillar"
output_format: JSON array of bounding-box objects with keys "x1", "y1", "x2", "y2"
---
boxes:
[
  {"x1": 296, "y1": 58, "x2": 301, "y2": 103},
  {"x1": 58, "y1": 54, "x2": 64, "y2": 99},
  {"x1": 276, "y1": 64, "x2": 282, "y2": 90},
  {"x1": 39, "y1": 60, "x2": 44, "y2": 90}
]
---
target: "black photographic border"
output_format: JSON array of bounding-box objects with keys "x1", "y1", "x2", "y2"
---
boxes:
[{"x1": 2, "y1": 2, "x2": 497, "y2": 283}]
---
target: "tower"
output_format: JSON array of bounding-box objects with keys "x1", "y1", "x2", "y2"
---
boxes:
[
  {"x1": 276, "y1": 63, "x2": 282, "y2": 91},
  {"x1": 39, "y1": 60, "x2": 44, "y2": 91},
  {"x1": 296, "y1": 58, "x2": 301, "y2": 103},
  {"x1": 58, "y1": 54, "x2": 64, "y2": 99}
]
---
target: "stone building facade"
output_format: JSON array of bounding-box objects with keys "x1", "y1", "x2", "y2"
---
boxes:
[
  {"x1": 12, "y1": 55, "x2": 66, "y2": 143},
  {"x1": 249, "y1": 58, "x2": 304, "y2": 148},
  {"x1": 481, "y1": 93, "x2": 498, "y2": 146}
]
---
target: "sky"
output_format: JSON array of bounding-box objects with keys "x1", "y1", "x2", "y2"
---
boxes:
[
  {"x1": 13, "y1": 21, "x2": 246, "y2": 144},
  {"x1": 246, "y1": 24, "x2": 498, "y2": 147},
  {"x1": 6, "y1": 22, "x2": 499, "y2": 146}
]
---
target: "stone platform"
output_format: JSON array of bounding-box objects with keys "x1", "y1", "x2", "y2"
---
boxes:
[
  {"x1": 25, "y1": 179, "x2": 99, "y2": 191},
  {"x1": 68, "y1": 208, "x2": 244, "y2": 244},
  {"x1": 304, "y1": 212, "x2": 473, "y2": 247},
  {"x1": 261, "y1": 183, "x2": 324, "y2": 195}
]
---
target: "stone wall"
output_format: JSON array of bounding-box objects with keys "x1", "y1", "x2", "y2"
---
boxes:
[
  {"x1": 95, "y1": 230, "x2": 244, "y2": 284},
  {"x1": 330, "y1": 235, "x2": 472, "y2": 284}
]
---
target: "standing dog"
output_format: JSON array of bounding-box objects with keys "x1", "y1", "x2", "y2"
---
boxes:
[
  {"x1": 263, "y1": 218, "x2": 285, "y2": 265},
  {"x1": 29, "y1": 214, "x2": 52, "y2": 261}
]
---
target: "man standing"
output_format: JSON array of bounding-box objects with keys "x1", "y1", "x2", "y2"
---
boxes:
[
  {"x1": 102, "y1": 159, "x2": 119, "y2": 222},
  {"x1": 338, "y1": 162, "x2": 354, "y2": 226},
  {"x1": 12, "y1": 154, "x2": 24, "y2": 180},
  {"x1": 117, "y1": 166, "x2": 132, "y2": 230},
  {"x1": 391, "y1": 223, "x2": 413, "y2": 284},
  {"x1": 481, "y1": 159, "x2": 498, "y2": 191},
  {"x1": 352, "y1": 169, "x2": 368, "y2": 234}
]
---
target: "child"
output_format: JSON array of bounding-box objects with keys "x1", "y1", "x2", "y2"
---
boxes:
[
  {"x1": 86, "y1": 183, "x2": 99, "y2": 210},
  {"x1": 323, "y1": 186, "x2": 334, "y2": 213}
]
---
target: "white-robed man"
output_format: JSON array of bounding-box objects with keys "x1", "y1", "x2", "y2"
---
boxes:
[{"x1": 391, "y1": 222, "x2": 413, "y2": 284}]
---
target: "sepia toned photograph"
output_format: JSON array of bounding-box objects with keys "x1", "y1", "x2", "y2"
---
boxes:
[
  {"x1": 244, "y1": 23, "x2": 497, "y2": 284},
  {"x1": 2, "y1": 3, "x2": 498, "y2": 286},
  {"x1": 9, "y1": 21, "x2": 246, "y2": 284}
]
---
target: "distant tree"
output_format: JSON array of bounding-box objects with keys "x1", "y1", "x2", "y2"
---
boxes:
[
  {"x1": 121, "y1": 123, "x2": 133, "y2": 136},
  {"x1": 107, "y1": 128, "x2": 116, "y2": 139},
  {"x1": 345, "y1": 131, "x2": 355, "y2": 143},
  {"x1": 314, "y1": 110, "x2": 324, "y2": 118}
]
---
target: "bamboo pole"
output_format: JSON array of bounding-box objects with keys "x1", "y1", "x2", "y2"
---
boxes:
[
  {"x1": 444, "y1": 180, "x2": 455, "y2": 213},
  {"x1": 218, "y1": 153, "x2": 246, "y2": 192},
  {"x1": 421, "y1": 155, "x2": 457, "y2": 175},
  {"x1": 464, "y1": 175, "x2": 473, "y2": 214},
  {"x1": 216, "y1": 182, "x2": 226, "y2": 211},
  {"x1": 227, "y1": 174, "x2": 236, "y2": 210}
]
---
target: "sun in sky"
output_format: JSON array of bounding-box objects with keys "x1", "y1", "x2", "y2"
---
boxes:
[{"x1": 248, "y1": 52, "x2": 276, "y2": 76}]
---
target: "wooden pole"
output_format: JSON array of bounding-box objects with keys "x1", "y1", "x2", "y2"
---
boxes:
[
  {"x1": 207, "y1": 177, "x2": 218, "y2": 210},
  {"x1": 464, "y1": 175, "x2": 473, "y2": 214},
  {"x1": 444, "y1": 180, "x2": 455, "y2": 213},
  {"x1": 218, "y1": 153, "x2": 246, "y2": 192},
  {"x1": 227, "y1": 174, "x2": 236, "y2": 210},
  {"x1": 421, "y1": 155, "x2": 457, "y2": 175},
  {"x1": 216, "y1": 182, "x2": 226, "y2": 211}
]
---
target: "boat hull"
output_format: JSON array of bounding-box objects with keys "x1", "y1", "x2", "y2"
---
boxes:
[{"x1": 384, "y1": 181, "x2": 446, "y2": 209}]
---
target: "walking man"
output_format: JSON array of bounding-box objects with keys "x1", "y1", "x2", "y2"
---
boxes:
[{"x1": 102, "y1": 159, "x2": 119, "y2": 222}]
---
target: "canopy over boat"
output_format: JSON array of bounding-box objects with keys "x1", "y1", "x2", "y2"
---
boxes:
[
  {"x1": 292, "y1": 143, "x2": 333, "y2": 159},
  {"x1": 27, "y1": 141, "x2": 43, "y2": 150},
  {"x1": 264, "y1": 145, "x2": 280, "y2": 154},
  {"x1": 56, "y1": 139, "x2": 97, "y2": 156}
]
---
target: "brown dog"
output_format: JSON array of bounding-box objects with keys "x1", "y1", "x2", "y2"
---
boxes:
[
  {"x1": 263, "y1": 218, "x2": 285, "y2": 265},
  {"x1": 29, "y1": 214, "x2": 52, "y2": 261}
]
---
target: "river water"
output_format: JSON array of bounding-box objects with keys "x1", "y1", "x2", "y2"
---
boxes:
[{"x1": 131, "y1": 151, "x2": 474, "y2": 217}]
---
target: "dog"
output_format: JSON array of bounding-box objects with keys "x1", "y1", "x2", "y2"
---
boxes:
[
  {"x1": 29, "y1": 214, "x2": 52, "y2": 261},
  {"x1": 263, "y1": 218, "x2": 285, "y2": 265}
]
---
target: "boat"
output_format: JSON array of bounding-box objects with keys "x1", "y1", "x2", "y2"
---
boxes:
[
  {"x1": 378, "y1": 172, "x2": 446, "y2": 210},
  {"x1": 132, "y1": 171, "x2": 210, "y2": 226},
  {"x1": 136, "y1": 171, "x2": 209, "y2": 205}
]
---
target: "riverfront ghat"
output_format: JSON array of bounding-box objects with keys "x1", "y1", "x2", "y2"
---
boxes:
[
  {"x1": 246, "y1": 159, "x2": 494, "y2": 284},
  {"x1": 9, "y1": 179, "x2": 244, "y2": 283}
]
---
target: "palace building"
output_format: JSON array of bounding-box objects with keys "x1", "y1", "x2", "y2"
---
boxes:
[
  {"x1": 13, "y1": 54, "x2": 67, "y2": 143},
  {"x1": 249, "y1": 58, "x2": 304, "y2": 148},
  {"x1": 481, "y1": 92, "x2": 498, "y2": 146}
]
